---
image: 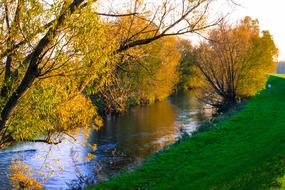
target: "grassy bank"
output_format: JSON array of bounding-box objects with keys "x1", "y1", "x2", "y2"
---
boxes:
[{"x1": 88, "y1": 75, "x2": 285, "y2": 190}]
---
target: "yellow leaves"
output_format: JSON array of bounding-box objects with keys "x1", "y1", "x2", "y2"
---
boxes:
[
  {"x1": 9, "y1": 74, "x2": 103, "y2": 141},
  {"x1": 110, "y1": 15, "x2": 158, "y2": 46},
  {"x1": 92, "y1": 144, "x2": 97, "y2": 151},
  {"x1": 87, "y1": 143, "x2": 97, "y2": 152},
  {"x1": 86, "y1": 153, "x2": 95, "y2": 162},
  {"x1": 94, "y1": 118, "x2": 103, "y2": 129},
  {"x1": 59, "y1": 165, "x2": 64, "y2": 171},
  {"x1": 189, "y1": 17, "x2": 277, "y2": 106},
  {"x1": 10, "y1": 160, "x2": 43, "y2": 190},
  {"x1": 103, "y1": 34, "x2": 181, "y2": 110},
  {"x1": 56, "y1": 94, "x2": 95, "y2": 130},
  {"x1": 150, "y1": 36, "x2": 181, "y2": 100}
]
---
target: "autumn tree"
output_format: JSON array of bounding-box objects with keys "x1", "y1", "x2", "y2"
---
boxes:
[
  {"x1": 0, "y1": 0, "x2": 114, "y2": 146},
  {"x1": 94, "y1": 15, "x2": 182, "y2": 113},
  {"x1": 190, "y1": 17, "x2": 278, "y2": 111},
  {"x1": 119, "y1": 36, "x2": 181, "y2": 106}
]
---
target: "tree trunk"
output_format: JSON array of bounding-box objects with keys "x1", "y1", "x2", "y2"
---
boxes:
[
  {"x1": 221, "y1": 93, "x2": 237, "y2": 112},
  {"x1": 0, "y1": 64, "x2": 38, "y2": 143},
  {"x1": 0, "y1": 55, "x2": 12, "y2": 97}
]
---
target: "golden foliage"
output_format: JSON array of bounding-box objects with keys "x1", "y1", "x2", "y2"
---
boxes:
[
  {"x1": 10, "y1": 160, "x2": 43, "y2": 190},
  {"x1": 143, "y1": 37, "x2": 181, "y2": 101},
  {"x1": 7, "y1": 76, "x2": 102, "y2": 142},
  {"x1": 190, "y1": 17, "x2": 278, "y2": 108},
  {"x1": 1, "y1": 2, "x2": 111, "y2": 142}
]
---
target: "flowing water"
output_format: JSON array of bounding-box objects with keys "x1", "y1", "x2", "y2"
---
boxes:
[{"x1": 0, "y1": 93, "x2": 210, "y2": 190}]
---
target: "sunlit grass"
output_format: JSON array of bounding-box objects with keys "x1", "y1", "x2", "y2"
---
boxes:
[
  {"x1": 270, "y1": 73, "x2": 285, "y2": 78},
  {"x1": 88, "y1": 75, "x2": 285, "y2": 190}
]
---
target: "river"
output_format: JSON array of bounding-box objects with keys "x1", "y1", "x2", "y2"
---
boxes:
[{"x1": 0, "y1": 92, "x2": 210, "y2": 190}]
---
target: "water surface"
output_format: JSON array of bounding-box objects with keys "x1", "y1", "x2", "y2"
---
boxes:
[{"x1": 0, "y1": 93, "x2": 209, "y2": 190}]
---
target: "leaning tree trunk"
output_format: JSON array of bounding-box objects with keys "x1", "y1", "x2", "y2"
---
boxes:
[{"x1": 0, "y1": 64, "x2": 38, "y2": 143}]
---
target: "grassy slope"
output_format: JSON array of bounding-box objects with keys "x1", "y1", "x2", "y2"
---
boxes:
[{"x1": 88, "y1": 76, "x2": 285, "y2": 190}]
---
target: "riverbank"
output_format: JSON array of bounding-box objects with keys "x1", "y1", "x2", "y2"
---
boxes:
[{"x1": 88, "y1": 75, "x2": 285, "y2": 189}]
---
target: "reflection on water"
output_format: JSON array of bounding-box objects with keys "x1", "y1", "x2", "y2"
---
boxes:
[
  {"x1": 92, "y1": 100, "x2": 177, "y2": 158},
  {"x1": 0, "y1": 92, "x2": 209, "y2": 190}
]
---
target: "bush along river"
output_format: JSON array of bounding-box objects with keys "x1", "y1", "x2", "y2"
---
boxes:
[{"x1": 0, "y1": 92, "x2": 211, "y2": 190}]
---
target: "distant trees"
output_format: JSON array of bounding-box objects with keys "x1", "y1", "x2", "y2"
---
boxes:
[
  {"x1": 177, "y1": 39, "x2": 195, "y2": 90},
  {"x1": 189, "y1": 17, "x2": 278, "y2": 111},
  {"x1": 0, "y1": 0, "x2": 223, "y2": 146},
  {"x1": 277, "y1": 61, "x2": 285, "y2": 74}
]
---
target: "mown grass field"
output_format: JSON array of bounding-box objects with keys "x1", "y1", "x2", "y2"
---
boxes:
[{"x1": 88, "y1": 75, "x2": 285, "y2": 190}]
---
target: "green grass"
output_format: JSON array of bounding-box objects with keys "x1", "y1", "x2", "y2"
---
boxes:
[{"x1": 88, "y1": 75, "x2": 285, "y2": 190}]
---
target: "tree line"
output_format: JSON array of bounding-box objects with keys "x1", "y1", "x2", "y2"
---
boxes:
[
  {"x1": 0, "y1": 0, "x2": 277, "y2": 148},
  {"x1": 0, "y1": 0, "x2": 222, "y2": 147}
]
